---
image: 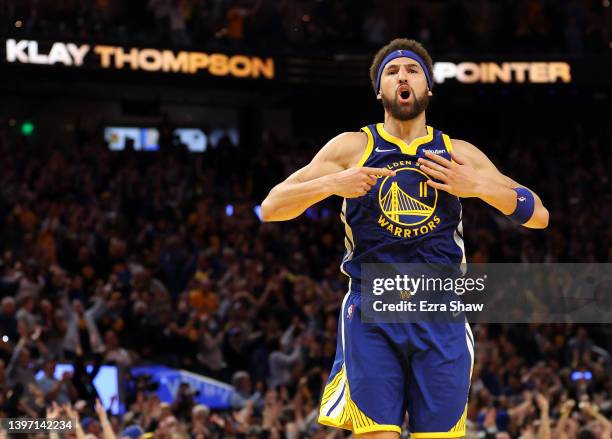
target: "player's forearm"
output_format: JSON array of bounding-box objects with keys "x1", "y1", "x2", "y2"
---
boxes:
[
  {"x1": 261, "y1": 175, "x2": 334, "y2": 222},
  {"x1": 476, "y1": 178, "x2": 549, "y2": 229}
]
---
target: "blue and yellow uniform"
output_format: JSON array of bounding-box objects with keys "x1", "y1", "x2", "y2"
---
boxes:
[{"x1": 318, "y1": 123, "x2": 474, "y2": 437}]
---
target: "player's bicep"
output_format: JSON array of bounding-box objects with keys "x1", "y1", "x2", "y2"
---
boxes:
[
  {"x1": 452, "y1": 139, "x2": 519, "y2": 187},
  {"x1": 283, "y1": 159, "x2": 344, "y2": 185},
  {"x1": 452, "y1": 139, "x2": 543, "y2": 202},
  {"x1": 283, "y1": 131, "x2": 366, "y2": 184}
]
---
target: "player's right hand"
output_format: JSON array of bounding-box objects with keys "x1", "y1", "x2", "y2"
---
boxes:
[{"x1": 329, "y1": 166, "x2": 396, "y2": 198}]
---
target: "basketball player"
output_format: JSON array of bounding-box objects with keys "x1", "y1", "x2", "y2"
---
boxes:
[{"x1": 261, "y1": 39, "x2": 548, "y2": 438}]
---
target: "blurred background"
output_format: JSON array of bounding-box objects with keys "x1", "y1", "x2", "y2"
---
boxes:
[{"x1": 0, "y1": 0, "x2": 611, "y2": 438}]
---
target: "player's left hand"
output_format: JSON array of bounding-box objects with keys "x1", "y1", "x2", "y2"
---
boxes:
[{"x1": 417, "y1": 151, "x2": 483, "y2": 198}]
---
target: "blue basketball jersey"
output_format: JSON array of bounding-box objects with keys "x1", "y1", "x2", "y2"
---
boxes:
[{"x1": 341, "y1": 123, "x2": 466, "y2": 286}]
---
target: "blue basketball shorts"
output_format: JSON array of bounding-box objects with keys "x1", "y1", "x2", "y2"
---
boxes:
[{"x1": 318, "y1": 292, "x2": 474, "y2": 437}]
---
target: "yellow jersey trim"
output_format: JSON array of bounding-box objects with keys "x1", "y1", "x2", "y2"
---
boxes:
[
  {"x1": 318, "y1": 415, "x2": 353, "y2": 432},
  {"x1": 376, "y1": 123, "x2": 433, "y2": 155},
  {"x1": 448, "y1": 403, "x2": 468, "y2": 436},
  {"x1": 319, "y1": 415, "x2": 401, "y2": 435},
  {"x1": 339, "y1": 200, "x2": 355, "y2": 278},
  {"x1": 442, "y1": 133, "x2": 454, "y2": 154},
  {"x1": 411, "y1": 431, "x2": 466, "y2": 438},
  {"x1": 355, "y1": 424, "x2": 402, "y2": 434},
  {"x1": 357, "y1": 126, "x2": 374, "y2": 167},
  {"x1": 320, "y1": 366, "x2": 346, "y2": 407},
  {"x1": 318, "y1": 364, "x2": 401, "y2": 434}
]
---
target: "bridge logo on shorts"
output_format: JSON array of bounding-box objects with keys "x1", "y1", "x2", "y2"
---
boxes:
[{"x1": 377, "y1": 166, "x2": 441, "y2": 238}]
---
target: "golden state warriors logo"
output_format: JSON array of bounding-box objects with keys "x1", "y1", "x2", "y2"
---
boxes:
[{"x1": 377, "y1": 164, "x2": 441, "y2": 238}]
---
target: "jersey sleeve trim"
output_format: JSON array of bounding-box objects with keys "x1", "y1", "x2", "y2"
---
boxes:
[
  {"x1": 357, "y1": 126, "x2": 374, "y2": 167},
  {"x1": 442, "y1": 133, "x2": 454, "y2": 154}
]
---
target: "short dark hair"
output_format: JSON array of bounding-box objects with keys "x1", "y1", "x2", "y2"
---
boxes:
[{"x1": 369, "y1": 38, "x2": 434, "y2": 94}]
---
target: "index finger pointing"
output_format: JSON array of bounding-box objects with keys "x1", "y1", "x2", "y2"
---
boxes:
[{"x1": 362, "y1": 167, "x2": 396, "y2": 177}]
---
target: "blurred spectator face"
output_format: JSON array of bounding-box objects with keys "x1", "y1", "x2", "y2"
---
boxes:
[
  {"x1": 71, "y1": 277, "x2": 83, "y2": 291},
  {"x1": 49, "y1": 265, "x2": 67, "y2": 287},
  {"x1": 179, "y1": 382, "x2": 191, "y2": 396},
  {"x1": 17, "y1": 319, "x2": 29, "y2": 338},
  {"x1": 160, "y1": 414, "x2": 178, "y2": 433},
  {"x1": 109, "y1": 237, "x2": 127, "y2": 258},
  {"x1": 592, "y1": 363, "x2": 605, "y2": 381},
  {"x1": 50, "y1": 272, "x2": 65, "y2": 289},
  {"x1": 133, "y1": 301, "x2": 147, "y2": 316},
  {"x1": 231, "y1": 301, "x2": 248, "y2": 320},
  {"x1": 131, "y1": 267, "x2": 150, "y2": 290},
  {"x1": 477, "y1": 388, "x2": 492, "y2": 406},
  {"x1": 264, "y1": 388, "x2": 277, "y2": 406},
  {"x1": 18, "y1": 348, "x2": 30, "y2": 366},
  {"x1": 72, "y1": 299, "x2": 84, "y2": 314},
  {"x1": 228, "y1": 328, "x2": 244, "y2": 347},
  {"x1": 77, "y1": 246, "x2": 90, "y2": 263},
  {"x1": 177, "y1": 300, "x2": 189, "y2": 314},
  {"x1": 233, "y1": 372, "x2": 251, "y2": 395},
  {"x1": 1, "y1": 297, "x2": 15, "y2": 315},
  {"x1": 192, "y1": 404, "x2": 210, "y2": 424},
  {"x1": 508, "y1": 375, "x2": 521, "y2": 392},
  {"x1": 159, "y1": 402, "x2": 172, "y2": 420},
  {"x1": 43, "y1": 359, "x2": 56, "y2": 377},
  {"x1": 40, "y1": 299, "x2": 52, "y2": 314},
  {"x1": 104, "y1": 330, "x2": 118, "y2": 349},
  {"x1": 496, "y1": 395, "x2": 508, "y2": 409},
  {"x1": 86, "y1": 420, "x2": 101, "y2": 435},
  {"x1": 55, "y1": 310, "x2": 67, "y2": 332},
  {"x1": 197, "y1": 253, "x2": 210, "y2": 271},
  {"x1": 22, "y1": 297, "x2": 34, "y2": 312}
]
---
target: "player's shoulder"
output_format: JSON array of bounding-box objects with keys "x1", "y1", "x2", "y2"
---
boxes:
[
  {"x1": 449, "y1": 137, "x2": 484, "y2": 160},
  {"x1": 328, "y1": 131, "x2": 368, "y2": 149},
  {"x1": 448, "y1": 137, "x2": 494, "y2": 170},
  {"x1": 448, "y1": 137, "x2": 477, "y2": 152},
  {"x1": 319, "y1": 131, "x2": 368, "y2": 168}
]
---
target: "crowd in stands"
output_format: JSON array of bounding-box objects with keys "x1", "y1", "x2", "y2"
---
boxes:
[
  {"x1": 0, "y1": 0, "x2": 610, "y2": 54},
  {"x1": 0, "y1": 112, "x2": 610, "y2": 439}
]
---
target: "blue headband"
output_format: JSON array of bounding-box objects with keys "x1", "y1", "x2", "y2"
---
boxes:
[{"x1": 375, "y1": 50, "x2": 432, "y2": 93}]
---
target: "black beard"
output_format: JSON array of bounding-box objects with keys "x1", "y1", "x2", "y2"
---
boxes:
[{"x1": 381, "y1": 88, "x2": 429, "y2": 121}]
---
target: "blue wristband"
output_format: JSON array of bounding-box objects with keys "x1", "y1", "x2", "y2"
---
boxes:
[{"x1": 508, "y1": 187, "x2": 535, "y2": 224}]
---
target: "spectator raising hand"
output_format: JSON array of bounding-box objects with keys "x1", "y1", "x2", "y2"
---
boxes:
[
  {"x1": 63, "y1": 402, "x2": 85, "y2": 439},
  {"x1": 95, "y1": 398, "x2": 116, "y2": 439},
  {"x1": 579, "y1": 401, "x2": 612, "y2": 439},
  {"x1": 535, "y1": 393, "x2": 550, "y2": 439}
]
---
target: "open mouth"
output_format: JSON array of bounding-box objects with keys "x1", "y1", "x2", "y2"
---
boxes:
[{"x1": 398, "y1": 85, "x2": 411, "y2": 103}]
